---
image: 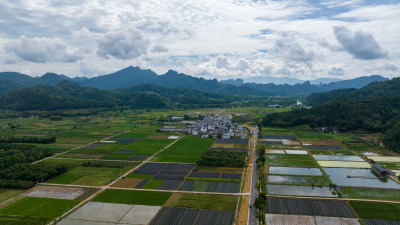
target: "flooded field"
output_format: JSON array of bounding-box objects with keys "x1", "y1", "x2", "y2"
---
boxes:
[
  {"x1": 267, "y1": 184, "x2": 338, "y2": 197},
  {"x1": 312, "y1": 155, "x2": 364, "y2": 161},
  {"x1": 323, "y1": 168, "x2": 400, "y2": 189},
  {"x1": 269, "y1": 167, "x2": 323, "y2": 176}
]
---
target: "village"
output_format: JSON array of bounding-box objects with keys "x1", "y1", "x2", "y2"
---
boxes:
[{"x1": 160, "y1": 114, "x2": 248, "y2": 139}]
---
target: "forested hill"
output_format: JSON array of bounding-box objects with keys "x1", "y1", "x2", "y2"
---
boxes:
[
  {"x1": 244, "y1": 75, "x2": 387, "y2": 96},
  {"x1": 307, "y1": 77, "x2": 400, "y2": 105},
  {"x1": 0, "y1": 67, "x2": 387, "y2": 97},
  {"x1": 262, "y1": 77, "x2": 400, "y2": 151},
  {"x1": 0, "y1": 81, "x2": 242, "y2": 111}
]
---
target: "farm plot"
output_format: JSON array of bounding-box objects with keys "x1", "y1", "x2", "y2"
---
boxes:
[
  {"x1": 154, "y1": 136, "x2": 215, "y2": 163},
  {"x1": 111, "y1": 178, "x2": 144, "y2": 188},
  {"x1": 0, "y1": 197, "x2": 79, "y2": 225},
  {"x1": 263, "y1": 141, "x2": 284, "y2": 145},
  {"x1": 265, "y1": 214, "x2": 316, "y2": 225},
  {"x1": 215, "y1": 139, "x2": 249, "y2": 145},
  {"x1": 380, "y1": 163, "x2": 400, "y2": 170},
  {"x1": 340, "y1": 187, "x2": 400, "y2": 201},
  {"x1": 141, "y1": 179, "x2": 165, "y2": 189},
  {"x1": 209, "y1": 147, "x2": 248, "y2": 153},
  {"x1": 206, "y1": 182, "x2": 240, "y2": 193},
  {"x1": 262, "y1": 135, "x2": 297, "y2": 140},
  {"x1": 0, "y1": 189, "x2": 24, "y2": 204},
  {"x1": 267, "y1": 184, "x2": 338, "y2": 197},
  {"x1": 269, "y1": 167, "x2": 323, "y2": 176},
  {"x1": 266, "y1": 159, "x2": 318, "y2": 167},
  {"x1": 323, "y1": 168, "x2": 400, "y2": 189},
  {"x1": 367, "y1": 156, "x2": 400, "y2": 163},
  {"x1": 190, "y1": 171, "x2": 220, "y2": 178},
  {"x1": 350, "y1": 201, "x2": 400, "y2": 221},
  {"x1": 131, "y1": 162, "x2": 195, "y2": 189},
  {"x1": 361, "y1": 151, "x2": 397, "y2": 157},
  {"x1": 59, "y1": 202, "x2": 161, "y2": 225},
  {"x1": 302, "y1": 139, "x2": 343, "y2": 146},
  {"x1": 132, "y1": 162, "x2": 167, "y2": 175},
  {"x1": 150, "y1": 207, "x2": 199, "y2": 225},
  {"x1": 307, "y1": 145, "x2": 344, "y2": 150},
  {"x1": 158, "y1": 180, "x2": 183, "y2": 190},
  {"x1": 123, "y1": 138, "x2": 174, "y2": 156},
  {"x1": 171, "y1": 193, "x2": 238, "y2": 211},
  {"x1": 317, "y1": 161, "x2": 370, "y2": 168},
  {"x1": 266, "y1": 149, "x2": 286, "y2": 154},
  {"x1": 46, "y1": 166, "x2": 129, "y2": 186},
  {"x1": 266, "y1": 154, "x2": 312, "y2": 160},
  {"x1": 266, "y1": 197, "x2": 356, "y2": 217},
  {"x1": 311, "y1": 150, "x2": 356, "y2": 155},
  {"x1": 108, "y1": 138, "x2": 139, "y2": 144},
  {"x1": 314, "y1": 216, "x2": 360, "y2": 225},
  {"x1": 267, "y1": 175, "x2": 329, "y2": 186},
  {"x1": 150, "y1": 207, "x2": 234, "y2": 225},
  {"x1": 92, "y1": 189, "x2": 171, "y2": 206},
  {"x1": 194, "y1": 209, "x2": 235, "y2": 225},
  {"x1": 221, "y1": 173, "x2": 242, "y2": 179},
  {"x1": 22, "y1": 185, "x2": 85, "y2": 200},
  {"x1": 285, "y1": 150, "x2": 308, "y2": 154},
  {"x1": 179, "y1": 181, "x2": 210, "y2": 192},
  {"x1": 313, "y1": 155, "x2": 364, "y2": 161},
  {"x1": 363, "y1": 218, "x2": 400, "y2": 225}
]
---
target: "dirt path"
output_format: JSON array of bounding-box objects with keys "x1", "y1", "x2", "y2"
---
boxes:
[{"x1": 237, "y1": 196, "x2": 250, "y2": 225}]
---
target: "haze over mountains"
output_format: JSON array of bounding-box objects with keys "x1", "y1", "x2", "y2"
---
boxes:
[{"x1": 0, "y1": 66, "x2": 389, "y2": 97}]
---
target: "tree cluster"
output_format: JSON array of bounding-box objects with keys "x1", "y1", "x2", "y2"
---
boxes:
[
  {"x1": 0, "y1": 143, "x2": 66, "y2": 189},
  {"x1": 0, "y1": 136, "x2": 56, "y2": 144},
  {"x1": 197, "y1": 150, "x2": 247, "y2": 168}
]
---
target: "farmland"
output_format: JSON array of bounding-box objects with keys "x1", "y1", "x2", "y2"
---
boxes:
[
  {"x1": 0, "y1": 197, "x2": 79, "y2": 224},
  {"x1": 170, "y1": 193, "x2": 238, "y2": 211},
  {"x1": 153, "y1": 136, "x2": 215, "y2": 163},
  {"x1": 46, "y1": 166, "x2": 132, "y2": 186},
  {"x1": 3, "y1": 106, "x2": 400, "y2": 225},
  {"x1": 92, "y1": 189, "x2": 171, "y2": 206},
  {"x1": 350, "y1": 201, "x2": 400, "y2": 221}
]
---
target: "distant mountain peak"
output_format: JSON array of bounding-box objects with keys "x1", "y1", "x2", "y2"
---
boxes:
[{"x1": 164, "y1": 70, "x2": 179, "y2": 76}]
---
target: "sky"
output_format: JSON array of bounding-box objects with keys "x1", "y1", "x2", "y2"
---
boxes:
[{"x1": 0, "y1": 0, "x2": 399, "y2": 81}]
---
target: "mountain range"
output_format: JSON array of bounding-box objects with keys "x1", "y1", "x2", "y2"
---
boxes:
[{"x1": 0, "y1": 66, "x2": 389, "y2": 97}]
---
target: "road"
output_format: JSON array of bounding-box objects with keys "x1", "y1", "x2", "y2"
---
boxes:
[{"x1": 248, "y1": 126, "x2": 259, "y2": 225}]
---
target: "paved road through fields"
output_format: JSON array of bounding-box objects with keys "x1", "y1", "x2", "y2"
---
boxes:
[{"x1": 248, "y1": 126, "x2": 258, "y2": 225}]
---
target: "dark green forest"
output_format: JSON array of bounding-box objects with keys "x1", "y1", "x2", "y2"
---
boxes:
[
  {"x1": 0, "y1": 144, "x2": 66, "y2": 189},
  {"x1": 197, "y1": 150, "x2": 247, "y2": 167}
]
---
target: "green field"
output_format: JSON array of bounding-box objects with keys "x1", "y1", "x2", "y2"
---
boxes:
[
  {"x1": 266, "y1": 175, "x2": 329, "y2": 186},
  {"x1": 0, "y1": 197, "x2": 79, "y2": 224},
  {"x1": 341, "y1": 187, "x2": 400, "y2": 201},
  {"x1": 172, "y1": 193, "x2": 238, "y2": 210},
  {"x1": 92, "y1": 189, "x2": 171, "y2": 206},
  {"x1": 153, "y1": 136, "x2": 215, "y2": 163},
  {"x1": 46, "y1": 166, "x2": 133, "y2": 186},
  {"x1": 380, "y1": 163, "x2": 400, "y2": 170},
  {"x1": 123, "y1": 138, "x2": 174, "y2": 156},
  {"x1": 350, "y1": 201, "x2": 400, "y2": 221},
  {"x1": 141, "y1": 179, "x2": 164, "y2": 189},
  {"x1": 0, "y1": 189, "x2": 24, "y2": 204},
  {"x1": 126, "y1": 174, "x2": 154, "y2": 179},
  {"x1": 265, "y1": 159, "x2": 318, "y2": 167}
]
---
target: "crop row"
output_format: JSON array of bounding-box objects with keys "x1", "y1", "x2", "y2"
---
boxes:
[
  {"x1": 158, "y1": 180, "x2": 182, "y2": 190},
  {"x1": 149, "y1": 207, "x2": 234, "y2": 225},
  {"x1": 150, "y1": 207, "x2": 199, "y2": 225},
  {"x1": 266, "y1": 197, "x2": 356, "y2": 218},
  {"x1": 215, "y1": 139, "x2": 249, "y2": 145}
]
